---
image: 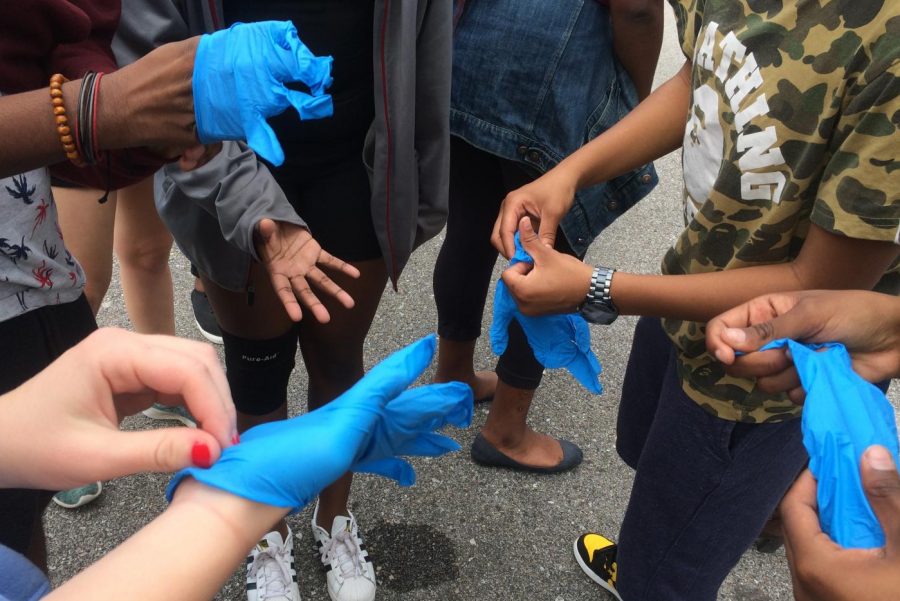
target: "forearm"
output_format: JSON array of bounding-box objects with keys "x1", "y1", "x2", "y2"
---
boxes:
[
  {"x1": 161, "y1": 141, "x2": 306, "y2": 260},
  {"x1": 46, "y1": 479, "x2": 288, "y2": 601},
  {"x1": 554, "y1": 60, "x2": 690, "y2": 192},
  {"x1": 0, "y1": 37, "x2": 197, "y2": 180},
  {"x1": 611, "y1": 233, "x2": 899, "y2": 323},
  {"x1": 611, "y1": 265, "x2": 810, "y2": 322},
  {"x1": 608, "y1": 0, "x2": 664, "y2": 100},
  {"x1": 0, "y1": 84, "x2": 76, "y2": 178}
]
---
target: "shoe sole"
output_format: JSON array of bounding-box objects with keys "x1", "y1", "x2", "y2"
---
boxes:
[
  {"x1": 142, "y1": 406, "x2": 198, "y2": 428},
  {"x1": 572, "y1": 539, "x2": 623, "y2": 601},
  {"x1": 194, "y1": 319, "x2": 224, "y2": 345},
  {"x1": 52, "y1": 482, "x2": 103, "y2": 509}
]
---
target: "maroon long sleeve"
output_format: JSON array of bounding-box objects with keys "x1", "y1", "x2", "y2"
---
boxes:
[{"x1": 0, "y1": 0, "x2": 166, "y2": 188}]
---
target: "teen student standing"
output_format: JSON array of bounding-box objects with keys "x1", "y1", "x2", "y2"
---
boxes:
[{"x1": 492, "y1": 1, "x2": 899, "y2": 598}]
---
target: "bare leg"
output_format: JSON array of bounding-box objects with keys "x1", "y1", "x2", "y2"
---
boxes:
[
  {"x1": 297, "y1": 258, "x2": 387, "y2": 530},
  {"x1": 480, "y1": 381, "x2": 565, "y2": 468},
  {"x1": 200, "y1": 266, "x2": 294, "y2": 536},
  {"x1": 113, "y1": 178, "x2": 175, "y2": 335},
  {"x1": 433, "y1": 338, "x2": 497, "y2": 400},
  {"x1": 53, "y1": 186, "x2": 117, "y2": 315}
]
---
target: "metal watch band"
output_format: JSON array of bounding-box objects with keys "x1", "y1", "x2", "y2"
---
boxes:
[
  {"x1": 579, "y1": 266, "x2": 618, "y2": 325},
  {"x1": 587, "y1": 266, "x2": 616, "y2": 307}
]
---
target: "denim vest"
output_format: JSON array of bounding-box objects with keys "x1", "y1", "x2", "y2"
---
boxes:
[{"x1": 451, "y1": 0, "x2": 658, "y2": 256}]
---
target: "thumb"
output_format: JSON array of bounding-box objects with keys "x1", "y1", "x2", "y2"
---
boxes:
[
  {"x1": 536, "y1": 218, "x2": 558, "y2": 249},
  {"x1": 343, "y1": 335, "x2": 437, "y2": 407},
  {"x1": 256, "y1": 218, "x2": 278, "y2": 242},
  {"x1": 286, "y1": 89, "x2": 333, "y2": 120},
  {"x1": 243, "y1": 112, "x2": 285, "y2": 166},
  {"x1": 255, "y1": 218, "x2": 280, "y2": 256},
  {"x1": 104, "y1": 429, "x2": 223, "y2": 476},
  {"x1": 861, "y1": 445, "x2": 900, "y2": 554},
  {"x1": 499, "y1": 262, "x2": 533, "y2": 297},
  {"x1": 723, "y1": 309, "x2": 806, "y2": 354},
  {"x1": 517, "y1": 217, "x2": 551, "y2": 261}
]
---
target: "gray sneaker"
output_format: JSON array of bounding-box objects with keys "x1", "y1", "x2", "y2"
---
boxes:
[
  {"x1": 142, "y1": 404, "x2": 197, "y2": 428},
  {"x1": 52, "y1": 482, "x2": 102, "y2": 509},
  {"x1": 191, "y1": 289, "x2": 224, "y2": 345}
]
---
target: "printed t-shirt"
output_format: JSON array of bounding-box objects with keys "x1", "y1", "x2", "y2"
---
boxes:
[
  {"x1": 662, "y1": 0, "x2": 899, "y2": 422},
  {"x1": 0, "y1": 167, "x2": 85, "y2": 321}
]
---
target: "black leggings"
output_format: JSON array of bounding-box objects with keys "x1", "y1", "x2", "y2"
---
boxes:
[
  {"x1": 0, "y1": 296, "x2": 96, "y2": 559},
  {"x1": 433, "y1": 137, "x2": 579, "y2": 390}
]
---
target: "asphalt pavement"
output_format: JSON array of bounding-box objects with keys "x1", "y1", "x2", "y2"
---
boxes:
[{"x1": 44, "y1": 7, "x2": 898, "y2": 601}]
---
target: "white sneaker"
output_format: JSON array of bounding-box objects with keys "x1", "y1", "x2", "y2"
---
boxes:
[
  {"x1": 246, "y1": 527, "x2": 301, "y2": 601},
  {"x1": 141, "y1": 403, "x2": 197, "y2": 428},
  {"x1": 311, "y1": 502, "x2": 376, "y2": 601}
]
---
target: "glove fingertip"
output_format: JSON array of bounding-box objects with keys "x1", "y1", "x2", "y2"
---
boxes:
[
  {"x1": 296, "y1": 94, "x2": 334, "y2": 121},
  {"x1": 440, "y1": 382, "x2": 475, "y2": 426},
  {"x1": 406, "y1": 333, "x2": 437, "y2": 358},
  {"x1": 439, "y1": 438, "x2": 462, "y2": 454},
  {"x1": 399, "y1": 335, "x2": 436, "y2": 380},
  {"x1": 397, "y1": 467, "x2": 416, "y2": 487}
]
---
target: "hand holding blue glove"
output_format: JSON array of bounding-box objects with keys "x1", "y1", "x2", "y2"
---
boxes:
[
  {"x1": 193, "y1": 21, "x2": 334, "y2": 166},
  {"x1": 761, "y1": 338, "x2": 900, "y2": 549},
  {"x1": 491, "y1": 234, "x2": 602, "y2": 394},
  {"x1": 167, "y1": 335, "x2": 473, "y2": 513}
]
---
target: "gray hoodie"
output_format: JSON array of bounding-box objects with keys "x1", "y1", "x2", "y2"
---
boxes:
[{"x1": 116, "y1": 0, "x2": 451, "y2": 291}]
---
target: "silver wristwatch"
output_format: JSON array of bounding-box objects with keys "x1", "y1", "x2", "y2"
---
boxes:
[{"x1": 578, "y1": 266, "x2": 618, "y2": 325}]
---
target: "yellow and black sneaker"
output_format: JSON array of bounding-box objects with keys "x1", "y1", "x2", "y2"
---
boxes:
[{"x1": 573, "y1": 532, "x2": 622, "y2": 600}]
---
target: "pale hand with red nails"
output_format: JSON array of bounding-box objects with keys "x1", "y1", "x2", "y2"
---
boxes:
[{"x1": 0, "y1": 328, "x2": 238, "y2": 490}]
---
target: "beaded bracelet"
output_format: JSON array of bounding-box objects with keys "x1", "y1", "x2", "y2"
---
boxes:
[{"x1": 49, "y1": 74, "x2": 85, "y2": 167}]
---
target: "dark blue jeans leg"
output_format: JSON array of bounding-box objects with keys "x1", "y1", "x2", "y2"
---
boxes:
[
  {"x1": 615, "y1": 338, "x2": 807, "y2": 601},
  {"x1": 615, "y1": 317, "x2": 673, "y2": 468}
]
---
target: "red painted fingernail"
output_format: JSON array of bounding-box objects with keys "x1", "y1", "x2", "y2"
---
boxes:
[
  {"x1": 231, "y1": 433, "x2": 241, "y2": 445},
  {"x1": 191, "y1": 442, "x2": 211, "y2": 468}
]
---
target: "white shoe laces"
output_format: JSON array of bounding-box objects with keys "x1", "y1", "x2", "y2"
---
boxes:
[
  {"x1": 248, "y1": 540, "x2": 293, "y2": 600},
  {"x1": 320, "y1": 526, "x2": 365, "y2": 580}
]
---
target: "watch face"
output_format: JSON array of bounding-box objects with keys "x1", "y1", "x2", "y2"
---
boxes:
[{"x1": 579, "y1": 302, "x2": 617, "y2": 326}]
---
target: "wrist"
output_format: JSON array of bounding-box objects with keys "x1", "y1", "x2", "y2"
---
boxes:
[
  {"x1": 95, "y1": 71, "x2": 134, "y2": 149},
  {"x1": 546, "y1": 161, "x2": 580, "y2": 201},
  {"x1": 98, "y1": 38, "x2": 200, "y2": 150},
  {"x1": 170, "y1": 477, "x2": 289, "y2": 546},
  {"x1": 579, "y1": 265, "x2": 619, "y2": 325}
]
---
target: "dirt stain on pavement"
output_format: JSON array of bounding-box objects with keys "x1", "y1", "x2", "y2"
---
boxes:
[{"x1": 366, "y1": 521, "x2": 459, "y2": 592}]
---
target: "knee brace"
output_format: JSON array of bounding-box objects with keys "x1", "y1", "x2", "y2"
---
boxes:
[{"x1": 222, "y1": 327, "x2": 298, "y2": 415}]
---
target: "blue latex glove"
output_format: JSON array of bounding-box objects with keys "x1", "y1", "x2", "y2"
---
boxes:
[
  {"x1": 192, "y1": 21, "x2": 334, "y2": 166},
  {"x1": 490, "y1": 234, "x2": 602, "y2": 394},
  {"x1": 761, "y1": 338, "x2": 900, "y2": 549},
  {"x1": 166, "y1": 335, "x2": 473, "y2": 513}
]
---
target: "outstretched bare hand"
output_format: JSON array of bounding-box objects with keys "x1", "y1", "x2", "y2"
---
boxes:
[{"x1": 254, "y1": 218, "x2": 360, "y2": 323}]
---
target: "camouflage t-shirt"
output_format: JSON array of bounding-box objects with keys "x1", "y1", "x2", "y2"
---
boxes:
[{"x1": 663, "y1": 0, "x2": 900, "y2": 422}]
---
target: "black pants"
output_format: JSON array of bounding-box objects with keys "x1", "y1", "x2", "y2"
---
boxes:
[
  {"x1": 0, "y1": 296, "x2": 96, "y2": 557},
  {"x1": 433, "y1": 137, "x2": 579, "y2": 390},
  {"x1": 614, "y1": 317, "x2": 808, "y2": 600}
]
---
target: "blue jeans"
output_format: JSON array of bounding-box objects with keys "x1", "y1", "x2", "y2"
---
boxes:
[{"x1": 614, "y1": 317, "x2": 807, "y2": 601}]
